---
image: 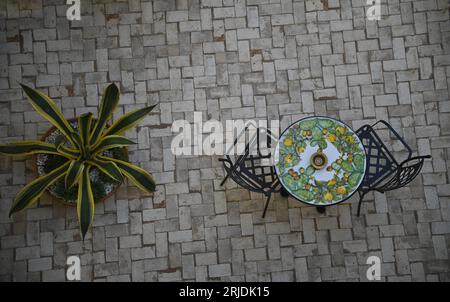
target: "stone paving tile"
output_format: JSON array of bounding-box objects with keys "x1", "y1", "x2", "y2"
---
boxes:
[{"x1": 0, "y1": 0, "x2": 449, "y2": 282}]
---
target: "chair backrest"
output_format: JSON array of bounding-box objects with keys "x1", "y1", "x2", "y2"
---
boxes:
[
  {"x1": 376, "y1": 156, "x2": 430, "y2": 193},
  {"x1": 238, "y1": 128, "x2": 279, "y2": 190},
  {"x1": 222, "y1": 126, "x2": 281, "y2": 193},
  {"x1": 356, "y1": 125, "x2": 398, "y2": 191}
]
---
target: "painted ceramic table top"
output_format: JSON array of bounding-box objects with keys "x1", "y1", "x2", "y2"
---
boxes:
[{"x1": 274, "y1": 117, "x2": 367, "y2": 206}]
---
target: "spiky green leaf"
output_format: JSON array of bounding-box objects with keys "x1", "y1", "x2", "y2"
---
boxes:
[
  {"x1": 9, "y1": 161, "x2": 71, "y2": 216},
  {"x1": 77, "y1": 167, "x2": 95, "y2": 240},
  {"x1": 102, "y1": 105, "x2": 157, "y2": 138},
  {"x1": 70, "y1": 132, "x2": 84, "y2": 156},
  {"x1": 77, "y1": 113, "x2": 93, "y2": 158},
  {"x1": 65, "y1": 160, "x2": 84, "y2": 189},
  {"x1": 20, "y1": 84, "x2": 76, "y2": 146},
  {"x1": 91, "y1": 135, "x2": 136, "y2": 154},
  {"x1": 90, "y1": 84, "x2": 120, "y2": 145},
  {"x1": 103, "y1": 156, "x2": 156, "y2": 193},
  {"x1": 0, "y1": 141, "x2": 60, "y2": 156},
  {"x1": 88, "y1": 156, "x2": 123, "y2": 182},
  {"x1": 78, "y1": 113, "x2": 93, "y2": 145},
  {"x1": 57, "y1": 145, "x2": 80, "y2": 160}
]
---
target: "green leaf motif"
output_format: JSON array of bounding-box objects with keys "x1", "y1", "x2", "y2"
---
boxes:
[
  {"x1": 318, "y1": 119, "x2": 334, "y2": 129},
  {"x1": 342, "y1": 161, "x2": 353, "y2": 172},
  {"x1": 318, "y1": 140, "x2": 327, "y2": 149},
  {"x1": 312, "y1": 128, "x2": 322, "y2": 140},
  {"x1": 297, "y1": 189, "x2": 314, "y2": 201},
  {"x1": 331, "y1": 162, "x2": 341, "y2": 171},
  {"x1": 299, "y1": 175, "x2": 309, "y2": 185},
  {"x1": 305, "y1": 165, "x2": 315, "y2": 176},
  {"x1": 291, "y1": 180, "x2": 303, "y2": 191},
  {"x1": 353, "y1": 154, "x2": 365, "y2": 172},
  {"x1": 299, "y1": 120, "x2": 316, "y2": 130},
  {"x1": 282, "y1": 174, "x2": 295, "y2": 187},
  {"x1": 348, "y1": 172, "x2": 362, "y2": 187}
]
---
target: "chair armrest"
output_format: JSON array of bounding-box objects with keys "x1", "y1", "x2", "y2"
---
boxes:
[
  {"x1": 372, "y1": 120, "x2": 412, "y2": 158},
  {"x1": 218, "y1": 157, "x2": 232, "y2": 162},
  {"x1": 399, "y1": 155, "x2": 431, "y2": 166}
]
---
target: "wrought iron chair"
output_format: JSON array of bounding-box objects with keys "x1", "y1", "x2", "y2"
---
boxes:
[
  {"x1": 219, "y1": 126, "x2": 281, "y2": 218},
  {"x1": 355, "y1": 120, "x2": 431, "y2": 216}
]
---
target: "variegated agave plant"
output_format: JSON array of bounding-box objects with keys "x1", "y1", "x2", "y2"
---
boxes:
[{"x1": 0, "y1": 83, "x2": 156, "y2": 239}]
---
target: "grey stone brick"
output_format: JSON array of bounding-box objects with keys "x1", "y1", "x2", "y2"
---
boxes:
[
  {"x1": 168, "y1": 230, "x2": 193, "y2": 243},
  {"x1": 143, "y1": 209, "x2": 166, "y2": 222},
  {"x1": 209, "y1": 263, "x2": 231, "y2": 278},
  {"x1": 94, "y1": 263, "x2": 119, "y2": 278},
  {"x1": 28, "y1": 257, "x2": 52, "y2": 272},
  {"x1": 42, "y1": 269, "x2": 65, "y2": 282},
  {"x1": 120, "y1": 235, "x2": 142, "y2": 249},
  {"x1": 16, "y1": 246, "x2": 40, "y2": 261}
]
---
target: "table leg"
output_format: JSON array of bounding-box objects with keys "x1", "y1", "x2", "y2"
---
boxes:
[
  {"x1": 316, "y1": 206, "x2": 326, "y2": 214},
  {"x1": 280, "y1": 188, "x2": 290, "y2": 197}
]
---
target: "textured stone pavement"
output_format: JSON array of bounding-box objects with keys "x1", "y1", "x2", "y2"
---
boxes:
[{"x1": 0, "y1": 0, "x2": 449, "y2": 282}]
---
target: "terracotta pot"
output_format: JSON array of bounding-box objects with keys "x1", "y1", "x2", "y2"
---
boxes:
[{"x1": 37, "y1": 117, "x2": 127, "y2": 207}]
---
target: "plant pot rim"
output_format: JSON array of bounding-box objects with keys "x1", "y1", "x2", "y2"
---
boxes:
[{"x1": 37, "y1": 117, "x2": 126, "y2": 207}]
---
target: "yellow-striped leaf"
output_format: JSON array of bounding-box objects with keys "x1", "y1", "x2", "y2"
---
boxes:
[
  {"x1": 70, "y1": 132, "x2": 84, "y2": 156},
  {"x1": 103, "y1": 156, "x2": 156, "y2": 193},
  {"x1": 65, "y1": 160, "x2": 84, "y2": 189},
  {"x1": 90, "y1": 83, "x2": 120, "y2": 145},
  {"x1": 91, "y1": 135, "x2": 135, "y2": 154},
  {"x1": 0, "y1": 141, "x2": 59, "y2": 156},
  {"x1": 57, "y1": 145, "x2": 80, "y2": 160},
  {"x1": 77, "y1": 166, "x2": 95, "y2": 240},
  {"x1": 78, "y1": 113, "x2": 93, "y2": 158},
  {"x1": 20, "y1": 84, "x2": 76, "y2": 146},
  {"x1": 102, "y1": 105, "x2": 157, "y2": 138},
  {"x1": 9, "y1": 161, "x2": 71, "y2": 216},
  {"x1": 88, "y1": 157, "x2": 123, "y2": 182},
  {"x1": 78, "y1": 113, "x2": 93, "y2": 145}
]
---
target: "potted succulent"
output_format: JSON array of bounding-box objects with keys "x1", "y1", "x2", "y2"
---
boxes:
[{"x1": 0, "y1": 83, "x2": 156, "y2": 239}]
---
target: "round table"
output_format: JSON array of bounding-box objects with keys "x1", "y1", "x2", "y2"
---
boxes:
[{"x1": 274, "y1": 116, "x2": 367, "y2": 210}]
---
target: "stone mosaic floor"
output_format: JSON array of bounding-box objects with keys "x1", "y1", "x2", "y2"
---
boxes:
[{"x1": 0, "y1": 0, "x2": 449, "y2": 281}]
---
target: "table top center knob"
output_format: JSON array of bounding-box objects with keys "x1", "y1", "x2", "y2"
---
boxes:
[{"x1": 311, "y1": 151, "x2": 328, "y2": 170}]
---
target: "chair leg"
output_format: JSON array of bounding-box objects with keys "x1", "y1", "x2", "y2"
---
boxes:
[
  {"x1": 262, "y1": 193, "x2": 271, "y2": 218},
  {"x1": 220, "y1": 174, "x2": 229, "y2": 186},
  {"x1": 357, "y1": 191, "x2": 367, "y2": 216}
]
